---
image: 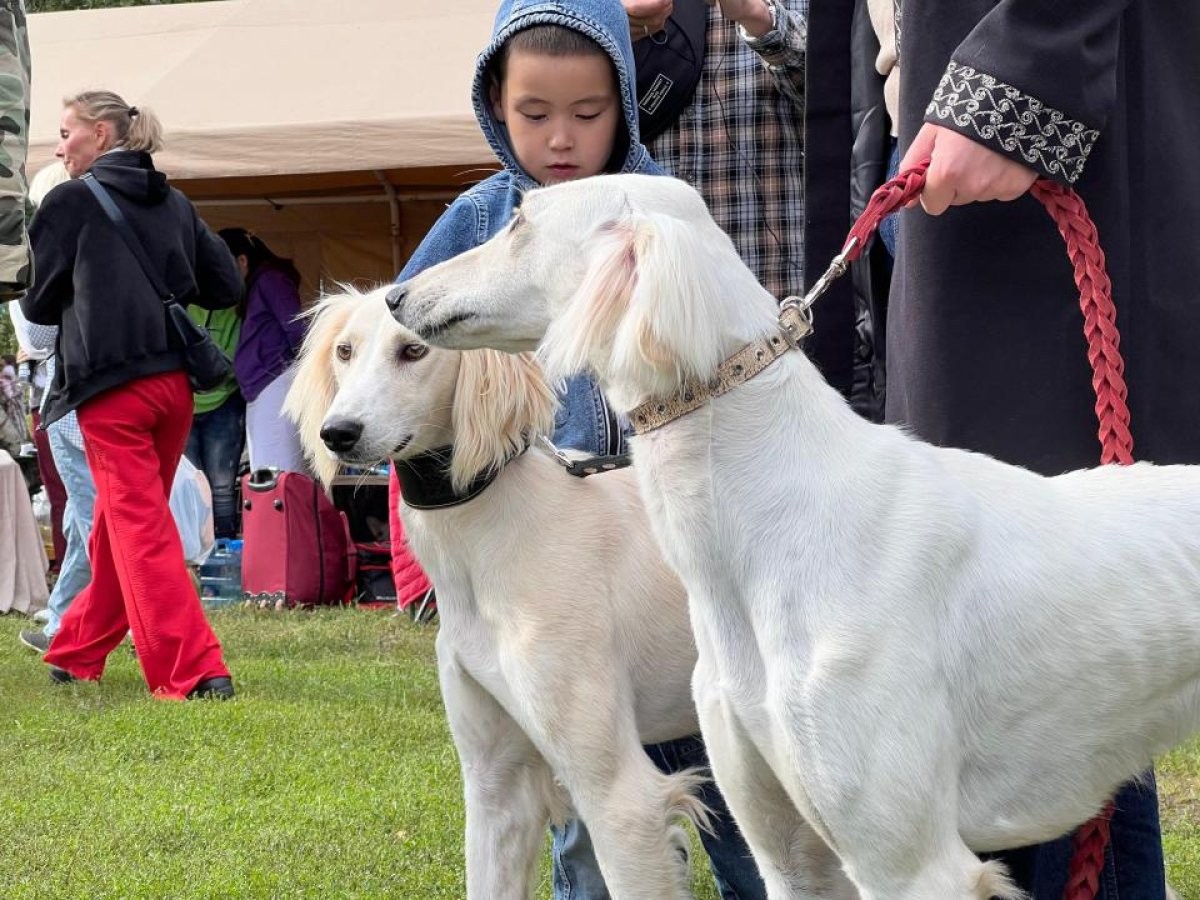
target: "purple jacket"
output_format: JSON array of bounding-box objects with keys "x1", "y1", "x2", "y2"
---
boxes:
[{"x1": 233, "y1": 264, "x2": 306, "y2": 402}]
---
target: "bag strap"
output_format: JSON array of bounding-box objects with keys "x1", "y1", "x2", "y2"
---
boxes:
[{"x1": 81, "y1": 173, "x2": 176, "y2": 306}]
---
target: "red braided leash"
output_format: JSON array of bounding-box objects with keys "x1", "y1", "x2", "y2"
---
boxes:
[{"x1": 805, "y1": 159, "x2": 1132, "y2": 899}]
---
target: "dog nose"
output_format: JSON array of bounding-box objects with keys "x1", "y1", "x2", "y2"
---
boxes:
[
  {"x1": 386, "y1": 284, "x2": 407, "y2": 313},
  {"x1": 320, "y1": 418, "x2": 364, "y2": 453}
]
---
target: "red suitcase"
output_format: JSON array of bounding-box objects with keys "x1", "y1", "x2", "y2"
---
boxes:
[{"x1": 241, "y1": 468, "x2": 354, "y2": 609}]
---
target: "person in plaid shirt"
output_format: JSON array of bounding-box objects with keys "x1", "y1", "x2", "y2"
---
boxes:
[
  {"x1": 645, "y1": 0, "x2": 806, "y2": 301},
  {"x1": 551, "y1": 3, "x2": 825, "y2": 897},
  {"x1": 629, "y1": 0, "x2": 857, "y2": 400}
]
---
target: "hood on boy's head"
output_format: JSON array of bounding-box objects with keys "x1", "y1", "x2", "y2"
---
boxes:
[{"x1": 473, "y1": 0, "x2": 650, "y2": 188}]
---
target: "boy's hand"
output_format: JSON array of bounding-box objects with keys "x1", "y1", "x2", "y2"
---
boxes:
[
  {"x1": 710, "y1": 0, "x2": 775, "y2": 38},
  {"x1": 900, "y1": 123, "x2": 1038, "y2": 216},
  {"x1": 624, "y1": 0, "x2": 673, "y2": 40}
]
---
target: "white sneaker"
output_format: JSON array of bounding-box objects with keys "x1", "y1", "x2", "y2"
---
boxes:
[{"x1": 31, "y1": 608, "x2": 50, "y2": 624}]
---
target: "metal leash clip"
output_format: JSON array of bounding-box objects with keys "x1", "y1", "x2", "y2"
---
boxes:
[
  {"x1": 782, "y1": 234, "x2": 860, "y2": 322},
  {"x1": 538, "y1": 435, "x2": 632, "y2": 478}
]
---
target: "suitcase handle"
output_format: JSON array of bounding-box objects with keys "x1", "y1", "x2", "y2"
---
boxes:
[{"x1": 246, "y1": 467, "x2": 281, "y2": 493}]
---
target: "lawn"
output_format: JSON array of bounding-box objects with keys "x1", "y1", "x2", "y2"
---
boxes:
[{"x1": 0, "y1": 607, "x2": 1195, "y2": 898}]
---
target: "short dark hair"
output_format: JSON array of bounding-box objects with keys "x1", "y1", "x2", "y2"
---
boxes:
[{"x1": 491, "y1": 24, "x2": 611, "y2": 85}]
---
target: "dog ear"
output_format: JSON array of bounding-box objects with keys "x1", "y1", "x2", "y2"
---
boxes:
[
  {"x1": 283, "y1": 293, "x2": 353, "y2": 487},
  {"x1": 539, "y1": 219, "x2": 641, "y2": 383},
  {"x1": 449, "y1": 349, "x2": 557, "y2": 492},
  {"x1": 616, "y1": 210, "x2": 733, "y2": 380},
  {"x1": 542, "y1": 207, "x2": 726, "y2": 392}
]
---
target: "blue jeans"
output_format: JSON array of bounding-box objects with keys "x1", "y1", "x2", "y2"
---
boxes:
[
  {"x1": 553, "y1": 373, "x2": 623, "y2": 455},
  {"x1": 43, "y1": 417, "x2": 95, "y2": 638},
  {"x1": 552, "y1": 735, "x2": 766, "y2": 900},
  {"x1": 986, "y1": 774, "x2": 1165, "y2": 899},
  {"x1": 185, "y1": 393, "x2": 245, "y2": 538}
]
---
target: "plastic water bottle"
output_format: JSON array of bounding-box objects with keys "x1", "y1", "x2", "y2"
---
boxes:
[
  {"x1": 199, "y1": 538, "x2": 243, "y2": 607},
  {"x1": 31, "y1": 488, "x2": 53, "y2": 563},
  {"x1": 226, "y1": 539, "x2": 243, "y2": 599}
]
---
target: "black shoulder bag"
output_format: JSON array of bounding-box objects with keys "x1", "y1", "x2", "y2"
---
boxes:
[
  {"x1": 81, "y1": 173, "x2": 234, "y2": 393},
  {"x1": 633, "y1": 1, "x2": 709, "y2": 143}
]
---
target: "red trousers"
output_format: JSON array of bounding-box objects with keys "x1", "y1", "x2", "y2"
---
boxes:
[{"x1": 44, "y1": 371, "x2": 230, "y2": 699}]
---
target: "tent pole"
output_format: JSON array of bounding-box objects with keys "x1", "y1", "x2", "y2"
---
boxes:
[{"x1": 375, "y1": 170, "x2": 403, "y2": 275}]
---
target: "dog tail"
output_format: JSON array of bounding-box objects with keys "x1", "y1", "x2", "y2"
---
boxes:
[
  {"x1": 974, "y1": 859, "x2": 1025, "y2": 900},
  {"x1": 661, "y1": 766, "x2": 713, "y2": 889},
  {"x1": 664, "y1": 765, "x2": 714, "y2": 834}
]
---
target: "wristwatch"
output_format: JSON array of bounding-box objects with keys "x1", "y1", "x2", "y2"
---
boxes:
[{"x1": 737, "y1": 0, "x2": 781, "y2": 43}]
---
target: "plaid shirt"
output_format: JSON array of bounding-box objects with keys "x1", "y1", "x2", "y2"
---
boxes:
[
  {"x1": 647, "y1": 0, "x2": 809, "y2": 302},
  {"x1": 23, "y1": 321, "x2": 84, "y2": 448}
]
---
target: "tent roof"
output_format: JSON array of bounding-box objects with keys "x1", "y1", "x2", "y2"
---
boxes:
[{"x1": 28, "y1": 0, "x2": 503, "y2": 199}]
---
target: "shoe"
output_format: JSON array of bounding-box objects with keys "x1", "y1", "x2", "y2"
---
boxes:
[
  {"x1": 48, "y1": 666, "x2": 76, "y2": 684},
  {"x1": 32, "y1": 608, "x2": 50, "y2": 624},
  {"x1": 187, "y1": 676, "x2": 235, "y2": 700},
  {"x1": 19, "y1": 629, "x2": 50, "y2": 654}
]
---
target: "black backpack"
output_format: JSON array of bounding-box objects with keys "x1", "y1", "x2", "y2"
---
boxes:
[{"x1": 634, "y1": 1, "x2": 709, "y2": 143}]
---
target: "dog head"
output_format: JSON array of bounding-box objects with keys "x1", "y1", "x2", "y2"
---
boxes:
[
  {"x1": 284, "y1": 284, "x2": 557, "y2": 491},
  {"x1": 388, "y1": 174, "x2": 779, "y2": 410}
]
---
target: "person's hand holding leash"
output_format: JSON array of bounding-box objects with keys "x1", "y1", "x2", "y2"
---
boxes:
[{"x1": 901, "y1": 122, "x2": 1038, "y2": 215}]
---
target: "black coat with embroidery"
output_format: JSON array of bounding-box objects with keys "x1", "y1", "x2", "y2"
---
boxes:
[
  {"x1": 885, "y1": 2, "x2": 1200, "y2": 472},
  {"x1": 20, "y1": 150, "x2": 242, "y2": 424}
]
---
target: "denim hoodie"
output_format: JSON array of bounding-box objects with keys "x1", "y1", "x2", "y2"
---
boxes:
[{"x1": 396, "y1": 0, "x2": 661, "y2": 455}]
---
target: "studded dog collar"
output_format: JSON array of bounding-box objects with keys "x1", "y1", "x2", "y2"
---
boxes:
[{"x1": 628, "y1": 303, "x2": 814, "y2": 436}]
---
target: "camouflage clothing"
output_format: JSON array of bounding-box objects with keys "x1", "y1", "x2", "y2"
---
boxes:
[{"x1": 0, "y1": 0, "x2": 28, "y2": 300}]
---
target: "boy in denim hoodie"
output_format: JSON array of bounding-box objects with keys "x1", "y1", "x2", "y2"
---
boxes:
[
  {"x1": 388, "y1": 0, "x2": 764, "y2": 895},
  {"x1": 396, "y1": 0, "x2": 658, "y2": 456}
]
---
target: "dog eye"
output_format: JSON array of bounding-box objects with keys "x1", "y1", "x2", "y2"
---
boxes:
[
  {"x1": 401, "y1": 343, "x2": 428, "y2": 361},
  {"x1": 335, "y1": 343, "x2": 352, "y2": 362}
]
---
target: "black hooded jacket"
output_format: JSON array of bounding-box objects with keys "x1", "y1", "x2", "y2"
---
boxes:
[
  {"x1": 20, "y1": 150, "x2": 242, "y2": 424},
  {"x1": 804, "y1": 0, "x2": 892, "y2": 423}
]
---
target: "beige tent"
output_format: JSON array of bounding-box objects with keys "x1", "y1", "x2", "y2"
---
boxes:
[{"x1": 28, "y1": 0, "x2": 505, "y2": 294}]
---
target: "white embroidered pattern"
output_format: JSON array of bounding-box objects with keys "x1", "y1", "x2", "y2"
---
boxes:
[{"x1": 926, "y1": 61, "x2": 1098, "y2": 183}]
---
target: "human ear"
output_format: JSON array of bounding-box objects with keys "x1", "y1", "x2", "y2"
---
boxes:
[{"x1": 489, "y1": 80, "x2": 505, "y2": 123}]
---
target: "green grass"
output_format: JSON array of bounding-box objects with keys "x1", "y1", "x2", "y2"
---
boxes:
[
  {"x1": 1160, "y1": 740, "x2": 1200, "y2": 898},
  {"x1": 0, "y1": 608, "x2": 724, "y2": 899},
  {"x1": 0, "y1": 608, "x2": 1195, "y2": 898}
]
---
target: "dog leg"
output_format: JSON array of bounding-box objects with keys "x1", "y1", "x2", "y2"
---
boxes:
[
  {"x1": 694, "y1": 679, "x2": 857, "y2": 900},
  {"x1": 545, "y1": 732, "x2": 702, "y2": 900},
  {"x1": 440, "y1": 653, "x2": 557, "y2": 900},
  {"x1": 765, "y1": 683, "x2": 1024, "y2": 900}
]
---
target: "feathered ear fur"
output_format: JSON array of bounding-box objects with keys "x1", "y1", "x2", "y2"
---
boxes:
[
  {"x1": 539, "y1": 221, "x2": 640, "y2": 384},
  {"x1": 540, "y1": 212, "x2": 740, "y2": 396},
  {"x1": 449, "y1": 350, "x2": 557, "y2": 492},
  {"x1": 283, "y1": 292, "x2": 355, "y2": 487}
]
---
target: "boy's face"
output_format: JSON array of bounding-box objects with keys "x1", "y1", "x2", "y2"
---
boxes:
[{"x1": 491, "y1": 49, "x2": 621, "y2": 185}]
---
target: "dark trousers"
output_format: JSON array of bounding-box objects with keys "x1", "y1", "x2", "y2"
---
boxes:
[
  {"x1": 31, "y1": 408, "x2": 66, "y2": 565},
  {"x1": 185, "y1": 392, "x2": 246, "y2": 538}
]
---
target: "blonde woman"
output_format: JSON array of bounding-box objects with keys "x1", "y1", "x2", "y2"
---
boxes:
[{"x1": 19, "y1": 91, "x2": 243, "y2": 700}]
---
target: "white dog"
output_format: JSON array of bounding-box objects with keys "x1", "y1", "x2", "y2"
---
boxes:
[
  {"x1": 284, "y1": 286, "x2": 853, "y2": 900},
  {"x1": 390, "y1": 173, "x2": 1200, "y2": 900}
]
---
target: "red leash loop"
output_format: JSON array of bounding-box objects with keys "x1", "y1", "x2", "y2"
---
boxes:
[
  {"x1": 804, "y1": 157, "x2": 1134, "y2": 468},
  {"x1": 805, "y1": 161, "x2": 1134, "y2": 899}
]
